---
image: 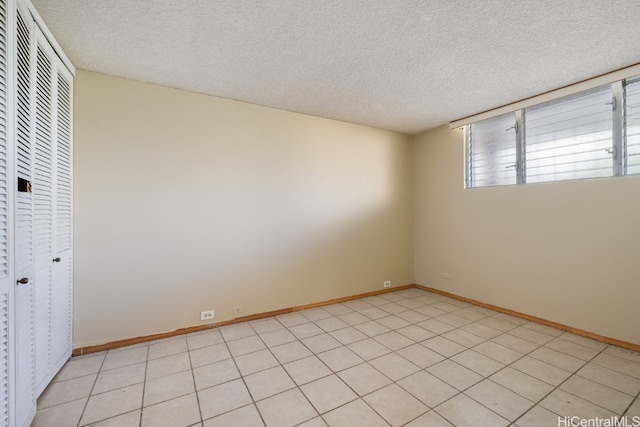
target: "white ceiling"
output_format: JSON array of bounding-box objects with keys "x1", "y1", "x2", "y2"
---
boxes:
[{"x1": 31, "y1": 0, "x2": 640, "y2": 135}]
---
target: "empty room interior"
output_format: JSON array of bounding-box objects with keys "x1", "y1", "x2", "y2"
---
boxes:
[{"x1": 4, "y1": 0, "x2": 640, "y2": 426}]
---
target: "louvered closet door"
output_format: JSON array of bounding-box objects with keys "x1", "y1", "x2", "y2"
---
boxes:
[
  {"x1": 32, "y1": 28, "x2": 55, "y2": 395},
  {"x1": 50, "y1": 55, "x2": 72, "y2": 374},
  {"x1": 14, "y1": 3, "x2": 35, "y2": 427},
  {"x1": 0, "y1": 0, "x2": 14, "y2": 425}
]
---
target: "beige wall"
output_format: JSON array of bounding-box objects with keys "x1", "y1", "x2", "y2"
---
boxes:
[
  {"x1": 73, "y1": 71, "x2": 414, "y2": 347},
  {"x1": 414, "y1": 125, "x2": 640, "y2": 345}
]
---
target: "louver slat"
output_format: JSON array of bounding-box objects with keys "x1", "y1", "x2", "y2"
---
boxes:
[{"x1": 625, "y1": 78, "x2": 640, "y2": 176}]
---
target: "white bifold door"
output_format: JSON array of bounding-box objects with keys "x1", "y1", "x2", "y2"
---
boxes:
[{"x1": 13, "y1": 1, "x2": 74, "y2": 426}]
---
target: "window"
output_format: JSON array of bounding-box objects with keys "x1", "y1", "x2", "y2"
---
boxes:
[{"x1": 467, "y1": 76, "x2": 640, "y2": 188}]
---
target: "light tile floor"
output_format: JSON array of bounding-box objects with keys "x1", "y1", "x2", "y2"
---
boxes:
[{"x1": 33, "y1": 288, "x2": 640, "y2": 426}]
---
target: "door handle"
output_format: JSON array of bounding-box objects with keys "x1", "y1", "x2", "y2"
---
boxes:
[
  {"x1": 17, "y1": 278, "x2": 29, "y2": 285},
  {"x1": 53, "y1": 257, "x2": 61, "y2": 263}
]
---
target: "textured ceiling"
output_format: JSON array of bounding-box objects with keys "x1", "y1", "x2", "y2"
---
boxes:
[{"x1": 32, "y1": 0, "x2": 640, "y2": 135}]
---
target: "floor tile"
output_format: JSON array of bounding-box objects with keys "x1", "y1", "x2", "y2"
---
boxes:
[
  {"x1": 259, "y1": 328, "x2": 297, "y2": 347},
  {"x1": 198, "y1": 378, "x2": 253, "y2": 420},
  {"x1": 141, "y1": 393, "x2": 200, "y2": 427},
  {"x1": 372, "y1": 331, "x2": 414, "y2": 351},
  {"x1": 397, "y1": 370, "x2": 458, "y2": 407},
  {"x1": 193, "y1": 358, "x2": 240, "y2": 390},
  {"x1": 369, "y1": 352, "x2": 420, "y2": 381},
  {"x1": 227, "y1": 335, "x2": 266, "y2": 357},
  {"x1": 337, "y1": 312, "x2": 369, "y2": 326},
  {"x1": 511, "y1": 355, "x2": 572, "y2": 386},
  {"x1": 250, "y1": 318, "x2": 284, "y2": 334},
  {"x1": 360, "y1": 307, "x2": 389, "y2": 320},
  {"x1": 513, "y1": 405, "x2": 559, "y2": 427},
  {"x1": 38, "y1": 374, "x2": 96, "y2": 408},
  {"x1": 627, "y1": 399, "x2": 640, "y2": 417},
  {"x1": 275, "y1": 312, "x2": 310, "y2": 328},
  {"x1": 256, "y1": 388, "x2": 318, "y2": 427},
  {"x1": 577, "y1": 362, "x2": 640, "y2": 396},
  {"x1": 299, "y1": 416, "x2": 327, "y2": 427},
  {"x1": 315, "y1": 316, "x2": 348, "y2": 332},
  {"x1": 301, "y1": 375, "x2": 358, "y2": 414},
  {"x1": 323, "y1": 303, "x2": 353, "y2": 317},
  {"x1": 80, "y1": 383, "x2": 143, "y2": 425},
  {"x1": 376, "y1": 315, "x2": 411, "y2": 330},
  {"x1": 189, "y1": 342, "x2": 231, "y2": 368},
  {"x1": 316, "y1": 346, "x2": 364, "y2": 372},
  {"x1": 148, "y1": 336, "x2": 188, "y2": 360},
  {"x1": 81, "y1": 410, "x2": 141, "y2": 427},
  {"x1": 289, "y1": 322, "x2": 324, "y2": 339},
  {"x1": 363, "y1": 383, "x2": 428, "y2": 427},
  {"x1": 219, "y1": 323, "x2": 256, "y2": 341},
  {"x1": 32, "y1": 397, "x2": 86, "y2": 427},
  {"x1": 203, "y1": 404, "x2": 264, "y2": 427},
  {"x1": 347, "y1": 338, "x2": 392, "y2": 360},
  {"x1": 509, "y1": 326, "x2": 555, "y2": 345},
  {"x1": 436, "y1": 313, "x2": 471, "y2": 328},
  {"x1": 144, "y1": 370, "x2": 195, "y2": 406},
  {"x1": 426, "y1": 360, "x2": 483, "y2": 391},
  {"x1": 559, "y1": 375, "x2": 633, "y2": 413},
  {"x1": 490, "y1": 367, "x2": 554, "y2": 402},
  {"x1": 435, "y1": 393, "x2": 509, "y2": 427},
  {"x1": 284, "y1": 355, "x2": 332, "y2": 385},
  {"x1": 461, "y1": 323, "x2": 502, "y2": 340},
  {"x1": 592, "y1": 352, "x2": 640, "y2": 379},
  {"x1": 52, "y1": 353, "x2": 104, "y2": 382},
  {"x1": 338, "y1": 362, "x2": 392, "y2": 396},
  {"x1": 354, "y1": 321, "x2": 391, "y2": 337},
  {"x1": 302, "y1": 333, "x2": 342, "y2": 353},
  {"x1": 491, "y1": 333, "x2": 539, "y2": 354},
  {"x1": 270, "y1": 341, "x2": 313, "y2": 364},
  {"x1": 35, "y1": 289, "x2": 640, "y2": 427},
  {"x1": 396, "y1": 343, "x2": 445, "y2": 368},
  {"x1": 473, "y1": 340, "x2": 523, "y2": 365},
  {"x1": 301, "y1": 308, "x2": 333, "y2": 322},
  {"x1": 93, "y1": 362, "x2": 145, "y2": 394},
  {"x1": 422, "y1": 336, "x2": 466, "y2": 357},
  {"x1": 540, "y1": 389, "x2": 616, "y2": 419},
  {"x1": 244, "y1": 366, "x2": 296, "y2": 401},
  {"x1": 322, "y1": 398, "x2": 388, "y2": 427},
  {"x1": 378, "y1": 302, "x2": 407, "y2": 314},
  {"x1": 558, "y1": 332, "x2": 607, "y2": 351},
  {"x1": 404, "y1": 410, "x2": 454, "y2": 426},
  {"x1": 443, "y1": 329, "x2": 485, "y2": 347},
  {"x1": 395, "y1": 324, "x2": 434, "y2": 342},
  {"x1": 329, "y1": 327, "x2": 367, "y2": 345},
  {"x1": 545, "y1": 337, "x2": 601, "y2": 361},
  {"x1": 102, "y1": 347, "x2": 148, "y2": 371},
  {"x1": 529, "y1": 346, "x2": 586, "y2": 372},
  {"x1": 451, "y1": 349, "x2": 504, "y2": 377},
  {"x1": 234, "y1": 349, "x2": 279, "y2": 376},
  {"x1": 187, "y1": 329, "x2": 224, "y2": 350},
  {"x1": 465, "y1": 379, "x2": 534, "y2": 421},
  {"x1": 146, "y1": 352, "x2": 191, "y2": 380},
  {"x1": 396, "y1": 310, "x2": 428, "y2": 324},
  {"x1": 476, "y1": 316, "x2": 519, "y2": 333}
]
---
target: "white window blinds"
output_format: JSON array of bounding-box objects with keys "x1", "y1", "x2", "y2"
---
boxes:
[
  {"x1": 525, "y1": 86, "x2": 614, "y2": 184},
  {"x1": 469, "y1": 113, "x2": 517, "y2": 187}
]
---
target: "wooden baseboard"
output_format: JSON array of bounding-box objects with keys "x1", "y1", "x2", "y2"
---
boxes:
[
  {"x1": 72, "y1": 284, "x2": 414, "y2": 356},
  {"x1": 73, "y1": 283, "x2": 640, "y2": 356},
  {"x1": 414, "y1": 284, "x2": 640, "y2": 353}
]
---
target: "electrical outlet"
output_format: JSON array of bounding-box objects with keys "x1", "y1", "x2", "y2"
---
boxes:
[
  {"x1": 231, "y1": 305, "x2": 244, "y2": 316},
  {"x1": 441, "y1": 273, "x2": 451, "y2": 280},
  {"x1": 200, "y1": 310, "x2": 215, "y2": 321},
  {"x1": 383, "y1": 280, "x2": 391, "y2": 288}
]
